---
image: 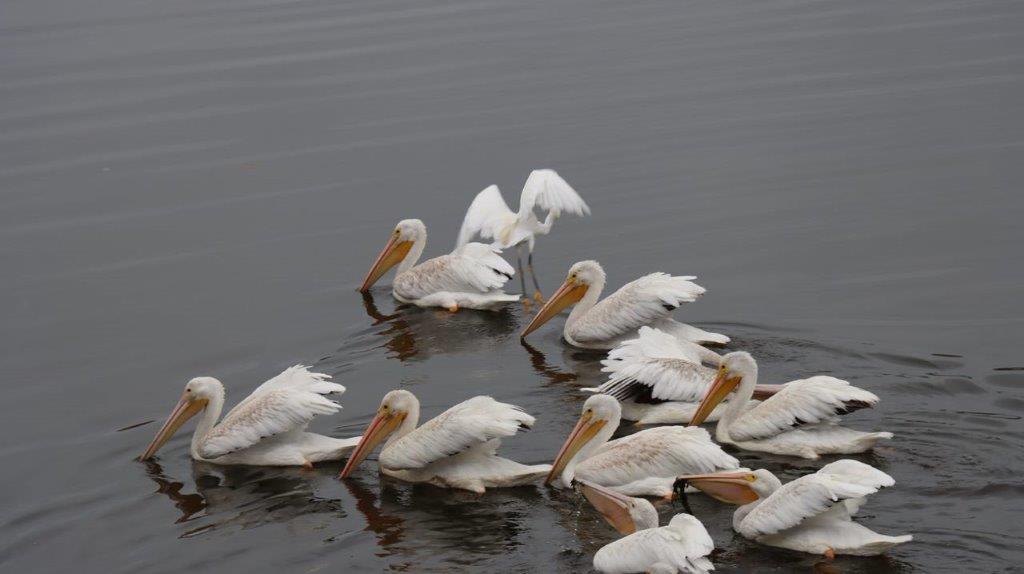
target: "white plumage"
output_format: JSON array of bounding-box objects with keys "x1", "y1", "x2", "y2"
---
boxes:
[
  {"x1": 701, "y1": 461, "x2": 913, "y2": 556},
  {"x1": 547, "y1": 395, "x2": 739, "y2": 497},
  {"x1": 521, "y1": 261, "x2": 729, "y2": 350},
  {"x1": 691, "y1": 352, "x2": 892, "y2": 459},
  {"x1": 361, "y1": 218, "x2": 519, "y2": 310},
  {"x1": 456, "y1": 170, "x2": 589, "y2": 297},
  {"x1": 456, "y1": 170, "x2": 590, "y2": 250},
  {"x1": 593, "y1": 514, "x2": 716, "y2": 574},
  {"x1": 140, "y1": 366, "x2": 360, "y2": 466},
  {"x1": 600, "y1": 328, "x2": 722, "y2": 399},
  {"x1": 340, "y1": 390, "x2": 550, "y2": 493},
  {"x1": 586, "y1": 328, "x2": 766, "y2": 425},
  {"x1": 725, "y1": 376, "x2": 880, "y2": 443},
  {"x1": 577, "y1": 481, "x2": 716, "y2": 573}
]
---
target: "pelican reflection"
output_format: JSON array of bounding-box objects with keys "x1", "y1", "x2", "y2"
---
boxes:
[
  {"x1": 358, "y1": 292, "x2": 517, "y2": 362},
  {"x1": 142, "y1": 461, "x2": 342, "y2": 536}
]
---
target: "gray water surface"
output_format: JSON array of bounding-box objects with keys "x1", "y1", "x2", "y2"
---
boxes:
[{"x1": 2, "y1": 0, "x2": 1023, "y2": 572}]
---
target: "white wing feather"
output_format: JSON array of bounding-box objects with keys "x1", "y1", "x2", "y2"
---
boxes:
[
  {"x1": 579, "y1": 426, "x2": 738, "y2": 486},
  {"x1": 596, "y1": 327, "x2": 719, "y2": 401},
  {"x1": 593, "y1": 514, "x2": 715, "y2": 574},
  {"x1": 738, "y1": 460, "x2": 896, "y2": 539},
  {"x1": 518, "y1": 169, "x2": 590, "y2": 219},
  {"x1": 200, "y1": 366, "x2": 345, "y2": 459},
  {"x1": 393, "y1": 243, "x2": 514, "y2": 299},
  {"x1": 727, "y1": 377, "x2": 880, "y2": 442},
  {"x1": 380, "y1": 396, "x2": 534, "y2": 470},
  {"x1": 456, "y1": 185, "x2": 516, "y2": 248},
  {"x1": 571, "y1": 274, "x2": 707, "y2": 344}
]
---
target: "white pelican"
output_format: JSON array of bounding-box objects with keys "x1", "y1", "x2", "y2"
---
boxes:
[
  {"x1": 339, "y1": 390, "x2": 551, "y2": 493},
  {"x1": 360, "y1": 218, "x2": 520, "y2": 311},
  {"x1": 680, "y1": 460, "x2": 912, "y2": 557},
  {"x1": 140, "y1": 366, "x2": 360, "y2": 467},
  {"x1": 689, "y1": 352, "x2": 893, "y2": 459},
  {"x1": 455, "y1": 169, "x2": 590, "y2": 301},
  {"x1": 587, "y1": 327, "x2": 782, "y2": 425},
  {"x1": 520, "y1": 261, "x2": 729, "y2": 350},
  {"x1": 546, "y1": 394, "x2": 739, "y2": 497},
  {"x1": 578, "y1": 480, "x2": 716, "y2": 574}
]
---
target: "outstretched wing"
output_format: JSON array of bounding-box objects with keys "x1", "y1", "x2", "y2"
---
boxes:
[
  {"x1": 200, "y1": 366, "x2": 345, "y2": 458},
  {"x1": 381, "y1": 396, "x2": 535, "y2": 470},
  {"x1": 456, "y1": 185, "x2": 516, "y2": 248},
  {"x1": 727, "y1": 376, "x2": 880, "y2": 442},
  {"x1": 518, "y1": 169, "x2": 590, "y2": 220},
  {"x1": 595, "y1": 327, "x2": 720, "y2": 402},
  {"x1": 738, "y1": 460, "x2": 895, "y2": 538},
  {"x1": 395, "y1": 243, "x2": 514, "y2": 298},
  {"x1": 572, "y1": 273, "x2": 706, "y2": 344},
  {"x1": 593, "y1": 514, "x2": 715, "y2": 574}
]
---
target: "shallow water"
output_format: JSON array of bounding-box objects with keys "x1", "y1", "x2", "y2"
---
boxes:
[{"x1": 2, "y1": 0, "x2": 1023, "y2": 572}]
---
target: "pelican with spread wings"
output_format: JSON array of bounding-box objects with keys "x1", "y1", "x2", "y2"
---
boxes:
[
  {"x1": 456, "y1": 169, "x2": 590, "y2": 301},
  {"x1": 339, "y1": 390, "x2": 550, "y2": 493},
  {"x1": 587, "y1": 327, "x2": 780, "y2": 424},
  {"x1": 139, "y1": 366, "x2": 359, "y2": 467}
]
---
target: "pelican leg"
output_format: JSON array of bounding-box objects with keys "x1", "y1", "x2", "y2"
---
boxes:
[
  {"x1": 516, "y1": 245, "x2": 530, "y2": 307},
  {"x1": 527, "y1": 251, "x2": 544, "y2": 303}
]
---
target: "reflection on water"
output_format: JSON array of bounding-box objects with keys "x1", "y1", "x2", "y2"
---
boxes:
[
  {"x1": 340, "y1": 477, "x2": 547, "y2": 567},
  {"x1": 359, "y1": 291, "x2": 518, "y2": 362},
  {"x1": 143, "y1": 461, "x2": 342, "y2": 537}
]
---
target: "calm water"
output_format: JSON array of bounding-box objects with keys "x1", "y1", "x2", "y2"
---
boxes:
[{"x1": 2, "y1": 0, "x2": 1023, "y2": 572}]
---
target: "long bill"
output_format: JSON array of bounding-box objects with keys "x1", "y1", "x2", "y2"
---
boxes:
[
  {"x1": 577, "y1": 479, "x2": 640, "y2": 535},
  {"x1": 688, "y1": 366, "x2": 742, "y2": 426},
  {"x1": 520, "y1": 279, "x2": 587, "y2": 339},
  {"x1": 139, "y1": 394, "x2": 208, "y2": 460},
  {"x1": 359, "y1": 234, "x2": 413, "y2": 292},
  {"x1": 752, "y1": 384, "x2": 785, "y2": 400},
  {"x1": 545, "y1": 410, "x2": 606, "y2": 484},
  {"x1": 339, "y1": 409, "x2": 406, "y2": 478},
  {"x1": 676, "y1": 471, "x2": 760, "y2": 505}
]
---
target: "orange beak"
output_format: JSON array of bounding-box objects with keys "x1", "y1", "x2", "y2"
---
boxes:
[
  {"x1": 689, "y1": 365, "x2": 742, "y2": 426},
  {"x1": 752, "y1": 384, "x2": 785, "y2": 400},
  {"x1": 140, "y1": 393, "x2": 208, "y2": 460},
  {"x1": 339, "y1": 408, "x2": 406, "y2": 478},
  {"x1": 577, "y1": 479, "x2": 641, "y2": 535},
  {"x1": 359, "y1": 233, "x2": 413, "y2": 292},
  {"x1": 546, "y1": 410, "x2": 606, "y2": 484},
  {"x1": 677, "y1": 471, "x2": 760, "y2": 505},
  {"x1": 520, "y1": 279, "x2": 588, "y2": 339}
]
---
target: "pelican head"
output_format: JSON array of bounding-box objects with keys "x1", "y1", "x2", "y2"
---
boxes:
[
  {"x1": 359, "y1": 219, "x2": 426, "y2": 292},
  {"x1": 689, "y1": 351, "x2": 758, "y2": 426},
  {"x1": 521, "y1": 260, "x2": 605, "y2": 339},
  {"x1": 339, "y1": 389, "x2": 416, "y2": 478},
  {"x1": 140, "y1": 377, "x2": 223, "y2": 461},
  {"x1": 577, "y1": 479, "x2": 659, "y2": 534},
  {"x1": 546, "y1": 394, "x2": 620, "y2": 486},
  {"x1": 676, "y1": 468, "x2": 780, "y2": 505}
]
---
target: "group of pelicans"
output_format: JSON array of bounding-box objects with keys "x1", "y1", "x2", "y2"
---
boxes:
[{"x1": 140, "y1": 170, "x2": 912, "y2": 573}]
